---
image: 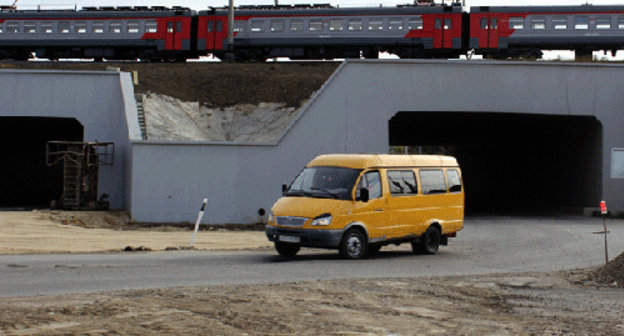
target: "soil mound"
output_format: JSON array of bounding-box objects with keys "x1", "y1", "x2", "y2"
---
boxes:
[
  {"x1": 591, "y1": 251, "x2": 624, "y2": 287},
  {"x1": 143, "y1": 92, "x2": 301, "y2": 142},
  {"x1": 0, "y1": 61, "x2": 339, "y2": 108}
]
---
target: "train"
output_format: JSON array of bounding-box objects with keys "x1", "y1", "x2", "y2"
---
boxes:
[{"x1": 1, "y1": 2, "x2": 624, "y2": 61}]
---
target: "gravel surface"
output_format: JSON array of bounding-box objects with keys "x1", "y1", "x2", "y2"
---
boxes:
[{"x1": 1, "y1": 272, "x2": 623, "y2": 336}]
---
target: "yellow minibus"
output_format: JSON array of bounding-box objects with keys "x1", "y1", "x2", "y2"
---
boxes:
[{"x1": 265, "y1": 154, "x2": 464, "y2": 259}]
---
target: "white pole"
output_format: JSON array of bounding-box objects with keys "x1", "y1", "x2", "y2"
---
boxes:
[{"x1": 190, "y1": 198, "x2": 208, "y2": 247}]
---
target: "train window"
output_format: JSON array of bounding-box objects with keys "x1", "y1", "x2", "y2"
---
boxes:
[
  {"x1": 444, "y1": 18, "x2": 452, "y2": 29},
  {"x1": 309, "y1": 20, "x2": 323, "y2": 31},
  {"x1": 110, "y1": 21, "x2": 122, "y2": 33},
  {"x1": 368, "y1": 19, "x2": 384, "y2": 31},
  {"x1": 124, "y1": 22, "x2": 137, "y2": 33},
  {"x1": 58, "y1": 21, "x2": 70, "y2": 34},
  {"x1": 491, "y1": 18, "x2": 498, "y2": 29},
  {"x1": 41, "y1": 23, "x2": 53, "y2": 34},
  {"x1": 290, "y1": 20, "x2": 303, "y2": 31},
  {"x1": 509, "y1": 17, "x2": 524, "y2": 29},
  {"x1": 146, "y1": 21, "x2": 158, "y2": 33},
  {"x1": 6, "y1": 22, "x2": 19, "y2": 33},
  {"x1": 250, "y1": 20, "x2": 264, "y2": 32},
  {"x1": 388, "y1": 18, "x2": 404, "y2": 30},
  {"x1": 596, "y1": 17, "x2": 611, "y2": 30},
  {"x1": 619, "y1": 17, "x2": 624, "y2": 29},
  {"x1": 530, "y1": 18, "x2": 545, "y2": 30},
  {"x1": 271, "y1": 20, "x2": 285, "y2": 32},
  {"x1": 216, "y1": 21, "x2": 222, "y2": 32},
  {"x1": 575, "y1": 16, "x2": 589, "y2": 30},
  {"x1": 552, "y1": 17, "x2": 567, "y2": 30},
  {"x1": 480, "y1": 18, "x2": 488, "y2": 29},
  {"x1": 23, "y1": 22, "x2": 36, "y2": 34},
  {"x1": 408, "y1": 18, "x2": 423, "y2": 30},
  {"x1": 348, "y1": 19, "x2": 362, "y2": 31},
  {"x1": 206, "y1": 20, "x2": 214, "y2": 32},
  {"x1": 75, "y1": 22, "x2": 87, "y2": 34},
  {"x1": 176, "y1": 21, "x2": 182, "y2": 33},
  {"x1": 435, "y1": 19, "x2": 441, "y2": 29},
  {"x1": 167, "y1": 22, "x2": 173, "y2": 33},
  {"x1": 92, "y1": 22, "x2": 104, "y2": 33},
  {"x1": 234, "y1": 20, "x2": 246, "y2": 32},
  {"x1": 329, "y1": 19, "x2": 343, "y2": 31}
]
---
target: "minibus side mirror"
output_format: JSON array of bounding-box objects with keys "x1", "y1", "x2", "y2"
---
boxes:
[
  {"x1": 282, "y1": 184, "x2": 287, "y2": 196},
  {"x1": 357, "y1": 188, "x2": 369, "y2": 203}
]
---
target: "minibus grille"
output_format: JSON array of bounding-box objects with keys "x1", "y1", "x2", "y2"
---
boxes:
[{"x1": 276, "y1": 216, "x2": 307, "y2": 227}]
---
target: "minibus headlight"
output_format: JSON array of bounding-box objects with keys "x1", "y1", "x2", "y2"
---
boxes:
[
  {"x1": 268, "y1": 211, "x2": 274, "y2": 223},
  {"x1": 311, "y1": 214, "x2": 332, "y2": 226}
]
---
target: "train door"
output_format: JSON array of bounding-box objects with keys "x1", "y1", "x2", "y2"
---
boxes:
[
  {"x1": 165, "y1": 19, "x2": 184, "y2": 50},
  {"x1": 205, "y1": 19, "x2": 216, "y2": 50},
  {"x1": 480, "y1": 14, "x2": 499, "y2": 48},
  {"x1": 433, "y1": 15, "x2": 453, "y2": 49},
  {"x1": 205, "y1": 17, "x2": 227, "y2": 51}
]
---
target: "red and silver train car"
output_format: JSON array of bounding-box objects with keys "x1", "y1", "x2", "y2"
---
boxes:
[
  {"x1": 198, "y1": 4, "x2": 466, "y2": 61},
  {"x1": 0, "y1": 7, "x2": 194, "y2": 60},
  {"x1": 470, "y1": 5, "x2": 624, "y2": 59}
]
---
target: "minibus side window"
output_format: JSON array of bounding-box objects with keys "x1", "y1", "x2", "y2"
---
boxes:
[
  {"x1": 387, "y1": 170, "x2": 418, "y2": 195},
  {"x1": 447, "y1": 169, "x2": 462, "y2": 193},
  {"x1": 356, "y1": 171, "x2": 382, "y2": 199},
  {"x1": 419, "y1": 169, "x2": 447, "y2": 195}
]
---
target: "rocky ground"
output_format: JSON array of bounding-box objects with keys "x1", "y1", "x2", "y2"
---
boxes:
[{"x1": 1, "y1": 211, "x2": 623, "y2": 335}]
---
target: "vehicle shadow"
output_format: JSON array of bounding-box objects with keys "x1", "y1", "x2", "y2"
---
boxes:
[{"x1": 265, "y1": 249, "x2": 435, "y2": 263}]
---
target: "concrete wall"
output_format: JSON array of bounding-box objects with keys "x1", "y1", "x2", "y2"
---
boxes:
[
  {"x1": 131, "y1": 60, "x2": 624, "y2": 224},
  {"x1": 0, "y1": 69, "x2": 132, "y2": 209}
]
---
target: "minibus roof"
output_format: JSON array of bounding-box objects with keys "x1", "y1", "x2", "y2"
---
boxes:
[{"x1": 307, "y1": 154, "x2": 459, "y2": 169}]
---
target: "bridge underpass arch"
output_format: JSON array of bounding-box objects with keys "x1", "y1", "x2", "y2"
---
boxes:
[
  {"x1": 388, "y1": 112, "x2": 602, "y2": 214},
  {"x1": 0, "y1": 117, "x2": 84, "y2": 208}
]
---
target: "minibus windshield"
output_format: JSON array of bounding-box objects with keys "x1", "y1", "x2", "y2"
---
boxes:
[{"x1": 286, "y1": 166, "x2": 362, "y2": 200}]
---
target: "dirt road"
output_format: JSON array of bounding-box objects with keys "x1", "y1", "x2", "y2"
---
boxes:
[
  {"x1": 1, "y1": 211, "x2": 623, "y2": 335},
  {"x1": 0, "y1": 211, "x2": 271, "y2": 254},
  {"x1": 1, "y1": 271, "x2": 623, "y2": 335}
]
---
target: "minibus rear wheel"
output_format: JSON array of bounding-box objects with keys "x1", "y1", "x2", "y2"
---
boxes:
[
  {"x1": 275, "y1": 242, "x2": 300, "y2": 257},
  {"x1": 412, "y1": 226, "x2": 440, "y2": 255}
]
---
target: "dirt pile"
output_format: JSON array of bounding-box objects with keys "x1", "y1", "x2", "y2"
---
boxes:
[
  {"x1": 44, "y1": 210, "x2": 132, "y2": 229},
  {"x1": 0, "y1": 61, "x2": 339, "y2": 108},
  {"x1": 592, "y1": 251, "x2": 624, "y2": 287},
  {"x1": 143, "y1": 92, "x2": 300, "y2": 142}
]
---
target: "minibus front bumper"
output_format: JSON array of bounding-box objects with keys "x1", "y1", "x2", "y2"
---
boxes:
[{"x1": 265, "y1": 225, "x2": 343, "y2": 248}]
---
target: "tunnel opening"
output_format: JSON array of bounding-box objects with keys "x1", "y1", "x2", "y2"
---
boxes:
[
  {"x1": 0, "y1": 117, "x2": 84, "y2": 208},
  {"x1": 389, "y1": 112, "x2": 602, "y2": 215}
]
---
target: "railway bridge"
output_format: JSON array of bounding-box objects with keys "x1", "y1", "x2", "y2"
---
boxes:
[{"x1": 1, "y1": 60, "x2": 623, "y2": 223}]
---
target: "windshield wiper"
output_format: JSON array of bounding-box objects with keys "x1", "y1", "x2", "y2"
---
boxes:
[
  {"x1": 286, "y1": 190, "x2": 313, "y2": 197},
  {"x1": 310, "y1": 187, "x2": 341, "y2": 199}
]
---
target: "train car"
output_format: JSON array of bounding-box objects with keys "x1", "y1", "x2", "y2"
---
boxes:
[
  {"x1": 198, "y1": 3, "x2": 466, "y2": 61},
  {"x1": 0, "y1": 6, "x2": 195, "y2": 61},
  {"x1": 470, "y1": 5, "x2": 624, "y2": 59}
]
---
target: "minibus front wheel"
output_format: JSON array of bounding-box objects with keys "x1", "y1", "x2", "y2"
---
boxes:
[
  {"x1": 275, "y1": 242, "x2": 300, "y2": 257},
  {"x1": 339, "y1": 228, "x2": 368, "y2": 259}
]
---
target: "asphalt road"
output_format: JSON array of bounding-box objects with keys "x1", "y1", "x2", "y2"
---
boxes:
[{"x1": 1, "y1": 216, "x2": 623, "y2": 297}]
